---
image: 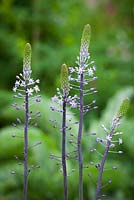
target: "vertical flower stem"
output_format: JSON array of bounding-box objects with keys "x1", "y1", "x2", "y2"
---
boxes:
[
  {"x1": 95, "y1": 127, "x2": 115, "y2": 200},
  {"x1": 95, "y1": 142, "x2": 110, "y2": 200},
  {"x1": 24, "y1": 80, "x2": 29, "y2": 200},
  {"x1": 62, "y1": 93, "x2": 68, "y2": 200},
  {"x1": 95, "y1": 98, "x2": 130, "y2": 199},
  {"x1": 78, "y1": 72, "x2": 84, "y2": 200}
]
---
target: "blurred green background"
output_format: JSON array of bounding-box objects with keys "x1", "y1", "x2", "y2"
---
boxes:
[{"x1": 0, "y1": 0, "x2": 133, "y2": 199}]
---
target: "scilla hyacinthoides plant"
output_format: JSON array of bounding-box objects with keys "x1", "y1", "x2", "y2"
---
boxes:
[
  {"x1": 12, "y1": 43, "x2": 41, "y2": 200},
  {"x1": 94, "y1": 98, "x2": 130, "y2": 199},
  {"x1": 68, "y1": 24, "x2": 97, "y2": 200},
  {"x1": 50, "y1": 63, "x2": 79, "y2": 200},
  {"x1": 60, "y1": 63, "x2": 69, "y2": 200}
]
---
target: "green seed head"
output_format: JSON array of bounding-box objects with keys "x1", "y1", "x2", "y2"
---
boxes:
[
  {"x1": 80, "y1": 24, "x2": 91, "y2": 53},
  {"x1": 117, "y1": 98, "x2": 130, "y2": 118},
  {"x1": 23, "y1": 43, "x2": 32, "y2": 80},
  {"x1": 61, "y1": 64, "x2": 69, "y2": 94}
]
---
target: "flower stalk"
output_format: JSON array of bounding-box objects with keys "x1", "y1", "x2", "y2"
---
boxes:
[
  {"x1": 68, "y1": 24, "x2": 96, "y2": 200},
  {"x1": 12, "y1": 43, "x2": 41, "y2": 200},
  {"x1": 23, "y1": 80, "x2": 29, "y2": 200},
  {"x1": 61, "y1": 64, "x2": 69, "y2": 200},
  {"x1": 95, "y1": 98, "x2": 129, "y2": 200},
  {"x1": 78, "y1": 24, "x2": 91, "y2": 200},
  {"x1": 23, "y1": 43, "x2": 31, "y2": 200}
]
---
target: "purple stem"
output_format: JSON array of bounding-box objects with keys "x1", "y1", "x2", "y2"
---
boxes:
[
  {"x1": 95, "y1": 127, "x2": 115, "y2": 200},
  {"x1": 24, "y1": 81, "x2": 29, "y2": 200},
  {"x1": 78, "y1": 72, "x2": 84, "y2": 200},
  {"x1": 62, "y1": 93, "x2": 68, "y2": 200}
]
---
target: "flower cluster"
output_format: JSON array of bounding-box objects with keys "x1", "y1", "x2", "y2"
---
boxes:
[
  {"x1": 13, "y1": 76, "x2": 41, "y2": 99},
  {"x1": 68, "y1": 25, "x2": 97, "y2": 116},
  {"x1": 51, "y1": 84, "x2": 79, "y2": 112},
  {"x1": 12, "y1": 44, "x2": 41, "y2": 109}
]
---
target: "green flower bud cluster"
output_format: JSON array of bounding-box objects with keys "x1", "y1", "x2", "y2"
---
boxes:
[
  {"x1": 117, "y1": 98, "x2": 130, "y2": 118},
  {"x1": 23, "y1": 43, "x2": 32, "y2": 80},
  {"x1": 61, "y1": 64, "x2": 69, "y2": 94},
  {"x1": 80, "y1": 24, "x2": 91, "y2": 54}
]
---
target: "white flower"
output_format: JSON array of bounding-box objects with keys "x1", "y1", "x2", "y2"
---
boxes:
[
  {"x1": 29, "y1": 78, "x2": 34, "y2": 84},
  {"x1": 106, "y1": 135, "x2": 112, "y2": 141},
  {"x1": 36, "y1": 79, "x2": 40, "y2": 83},
  {"x1": 88, "y1": 68, "x2": 94, "y2": 77},
  {"x1": 93, "y1": 65, "x2": 96, "y2": 71},
  {"x1": 78, "y1": 68, "x2": 83, "y2": 74},
  {"x1": 20, "y1": 81, "x2": 25, "y2": 87},
  {"x1": 70, "y1": 100, "x2": 77, "y2": 108},
  {"x1": 34, "y1": 85, "x2": 40, "y2": 93},
  {"x1": 68, "y1": 75, "x2": 73, "y2": 81},
  {"x1": 15, "y1": 80, "x2": 20, "y2": 87},
  {"x1": 52, "y1": 95, "x2": 59, "y2": 103},
  {"x1": 27, "y1": 88, "x2": 33, "y2": 96},
  {"x1": 119, "y1": 138, "x2": 123, "y2": 145},
  {"x1": 58, "y1": 99, "x2": 62, "y2": 106},
  {"x1": 69, "y1": 67, "x2": 75, "y2": 73},
  {"x1": 110, "y1": 144, "x2": 115, "y2": 148},
  {"x1": 13, "y1": 87, "x2": 17, "y2": 92}
]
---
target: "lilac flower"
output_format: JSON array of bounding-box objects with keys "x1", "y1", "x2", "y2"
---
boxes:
[
  {"x1": 34, "y1": 85, "x2": 40, "y2": 93},
  {"x1": 88, "y1": 68, "x2": 94, "y2": 76}
]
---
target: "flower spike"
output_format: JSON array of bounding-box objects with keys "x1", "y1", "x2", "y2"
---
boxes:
[
  {"x1": 12, "y1": 43, "x2": 41, "y2": 200},
  {"x1": 80, "y1": 24, "x2": 91, "y2": 58}
]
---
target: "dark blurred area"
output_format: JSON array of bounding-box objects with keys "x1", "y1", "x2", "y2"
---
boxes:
[{"x1": 0, "y1": 0, "x2": 133, "y2": 199}]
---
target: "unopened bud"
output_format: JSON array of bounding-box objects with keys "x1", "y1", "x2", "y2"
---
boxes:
[
  {"x1": 23, "y1": 43, "x2": 32, "y2": 80},
  {"x1": 117, "y1": 98, "x2": 129, "y2": 118},
  {"x1": 80, "y1": 24, "x2": 91, "y2": 56},
  {"x1": 61, "y1": 64, "x2": 69, "y2": 94}
]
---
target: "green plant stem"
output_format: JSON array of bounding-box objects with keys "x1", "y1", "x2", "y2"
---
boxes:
[{"x1": 62, "y1": 93, "x2": 68, "y2": 200}]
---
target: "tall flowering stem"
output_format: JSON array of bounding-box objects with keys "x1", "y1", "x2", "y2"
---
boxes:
[
  {"x1": 51, "y1": 63, "x2": 79, "y2": 199},
  {"x1": 69, "y1": 24, "x2": 97, "y2": 200},
  {"x1": 77, "y1": 66, "x2": 84, "y2": 200},
  {"x1": 23, "y1": 44, "x2": 31, "y2": 200},
  {"x1": 95, "y1": 98, "x2": 129, "y2": 200},
  {"x1": 61, "y1": 64, "x2": 69, "y2": 200},
  {"x1": 78, "y1": 24, "x2": 91, "y2": 200},
  {"x1": 12, "y1": 43, "x2": 41, "y2": 200}
]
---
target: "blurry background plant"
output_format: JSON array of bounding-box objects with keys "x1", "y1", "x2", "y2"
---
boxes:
[{"x1": 0, "y1": 0, "x2": 133, "y2": 199}]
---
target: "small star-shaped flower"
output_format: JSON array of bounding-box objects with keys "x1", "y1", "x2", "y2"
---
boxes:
[
  {"x1": 27, "y1": 88, "x2": 34, "y2": 96},
  {"x1": 88, "y1": 68, "x2": 94, "y2": 77},
  {"x1": 34, "y1": 85, "x2": 40, "y2": 93},
  {"x1": 52, "y1": 95, "x2": 59, "y2": 103},
  {"x1": 13, "y1": 87, "x2": 17, "y2": 92}
]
